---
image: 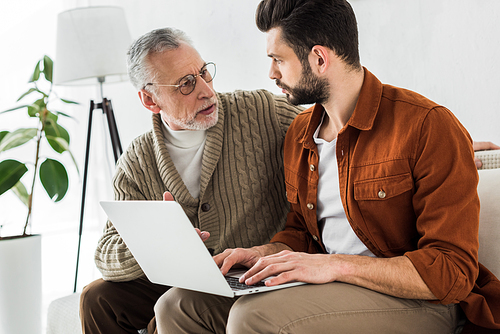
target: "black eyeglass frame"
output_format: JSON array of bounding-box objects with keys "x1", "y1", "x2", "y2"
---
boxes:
[{"x1": 143, "y1": 62, "x2": 216, "y2": 95}]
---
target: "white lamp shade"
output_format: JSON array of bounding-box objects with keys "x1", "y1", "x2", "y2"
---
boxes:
[{"x1": 54, "y1": 6, "x2": 132, "y2": 85}]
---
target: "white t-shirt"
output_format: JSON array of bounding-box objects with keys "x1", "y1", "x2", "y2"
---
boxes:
[
  {"x1": 161, "y1": 118, "x2": 206, "y2": 199},
  {"x1": 313, "y1": 117, "x2": 374, "y2": 257}
]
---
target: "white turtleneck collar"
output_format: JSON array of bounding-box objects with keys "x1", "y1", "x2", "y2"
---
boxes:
[
  {"x1": 161, "y1": 117, "x2": 207, "y2": 148},
  {"x1": 160, "y1": 117, "x2": 207, "y2": 199}
]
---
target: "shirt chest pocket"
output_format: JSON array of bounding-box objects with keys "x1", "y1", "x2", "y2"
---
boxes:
[
  {"x1": 354, "y1": 173, "x2": 414, "y2": 201},
  {"x1": 354, "y1": 173, "x2": 418, "y2": 253}
]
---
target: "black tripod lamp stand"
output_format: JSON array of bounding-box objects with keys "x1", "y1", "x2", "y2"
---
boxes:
[
  {"x1": 75, "y1": 88, "x2": 123, "y2": 292},
  {"x1": 53, "y1": 6, "x2": 132, "y2": 293}
]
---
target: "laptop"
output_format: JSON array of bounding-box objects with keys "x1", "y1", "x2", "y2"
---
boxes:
[{"x1": 99, "y1": 200, "x2": 305, "y2": 297}]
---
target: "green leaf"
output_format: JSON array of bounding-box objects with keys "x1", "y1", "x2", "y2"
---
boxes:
[
  {"x1": 39, "y1": 158, "x2": 68, "y2": 202},
  {"x1": 43, "y1": 56, "x2": 53, "y2": 83},
  {"x1": 12, "y1": 181, "x2": 29, "y2": 207},
  {"x1": 53, "y1": 110, "x2": 75, "y2": 120},
  {"x1": 27, "y1": 105, "x2": 40, "y2": 117},
  {"x1": 66, "y1": 146, "x2": 80, "y2": 176},
  {"x1": 34, "y1": 98, "x2": 46, "y2": 111},
  {"x1": 0, "y1": 131, "x2": 8, "y2": 143},
  {"x1": 44, "y1": 119, "x2": 70, "y2": 153},
  {"x1": 17, "y1": 88, "x2": 43, "y2": 102},
  {"x1": 45, "y1": 110, "x2": 58, "y2": 123},
  {"x1": 0, "y1": 128, "x2": 37, "y2": 152},
  {"x1": 0, "y1": 105, "x2": 29, "y2": 115},
  {"x1": 60, "y1": 98, "x2": 79, "y2": 105},
  {"x1": 44, "y1": 135, "x2": 80, "y2": 176},
  {"x1": 45, "y1": 135, "x2": 69, "y2": 154},
  {"x1": 29, "y1": 60, "x2": 42, "y2": 83},
  {"x1": 0, "y1": 160, "x2": 28, "y2": 196}
]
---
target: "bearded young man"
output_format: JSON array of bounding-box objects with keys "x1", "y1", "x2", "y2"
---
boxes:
[{"x1": 153, "y1": 1, "x2": 500, "y2": 333}]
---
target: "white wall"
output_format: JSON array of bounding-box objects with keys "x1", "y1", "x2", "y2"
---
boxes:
[
  {"x1": 350, "y1": 0, "x2": 500, "y2": 144},
  {"x1": 1, "y1": 0, "x2": 499, "y2": 329}
]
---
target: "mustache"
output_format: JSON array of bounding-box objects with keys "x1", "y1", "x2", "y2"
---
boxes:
[
  {"x1": 275, "y1": 79, "x2": 290, "y2": 91},
  {"x1": 196, "y1": 98, "x2": 218, "y2": 113}
]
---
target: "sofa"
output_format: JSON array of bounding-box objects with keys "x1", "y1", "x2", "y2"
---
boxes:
[
  {"x1": 474, "y1": 150, "x2": 500, "y2": 278},
  {"x1": 46, "y1": 150, "x2": 500, "y2": 334}
]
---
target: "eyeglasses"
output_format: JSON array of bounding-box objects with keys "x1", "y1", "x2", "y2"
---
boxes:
[{"x1": 144, "y1": 62, "x2": 216, "y2": 95}]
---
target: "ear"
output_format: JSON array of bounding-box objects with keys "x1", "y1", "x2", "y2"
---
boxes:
[
  {"x1": 138, "y1": 89, "x2": 161, "y2": 114},
  {"x1": 309, "y1": 45, "x2": 329, "y2": 74}
]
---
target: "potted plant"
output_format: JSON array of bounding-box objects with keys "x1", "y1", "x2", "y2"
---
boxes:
[{"x1": 0, "y1": 55, "x2": 78, "y2": 334}]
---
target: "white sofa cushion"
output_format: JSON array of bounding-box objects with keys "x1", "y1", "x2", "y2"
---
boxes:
[
  {"x1": 46, "y1": 293, "x2": 82, "y2": 334},
  {"x1": 477, "y1": 168, "x2": 500, "y2": 278}
]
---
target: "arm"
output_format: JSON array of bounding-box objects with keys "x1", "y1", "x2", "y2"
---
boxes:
[
  {"x1": 94, "y1": 166, "x2": 147, "y2": 281},
  {"x1": 473, "y1": 141, "x2": 500, "y2": 151},
  {"x1": 239, "y1": 251, "x2": 436, "y2": 300},
  {"x1": 215, "y1": 242, "x2": 435, "y2": 299},
  {"x1": 405, "y1": 107, "x2": 480, "y2": 303}
]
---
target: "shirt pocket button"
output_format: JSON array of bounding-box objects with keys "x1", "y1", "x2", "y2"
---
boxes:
[{"x1": 378, "y1": 190, "x2": 386, "y2": 199}]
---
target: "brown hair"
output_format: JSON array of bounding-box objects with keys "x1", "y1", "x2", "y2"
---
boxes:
[{"x1": 256, "y1": 0, "x2": 361, "y2": 69}]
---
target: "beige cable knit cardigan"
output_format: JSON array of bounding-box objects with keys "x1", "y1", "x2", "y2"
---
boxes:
[{"x1": 95, "y1": 90, "x2": 302, "y2": 281}]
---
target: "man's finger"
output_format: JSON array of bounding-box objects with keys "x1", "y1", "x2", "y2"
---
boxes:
[
  {"x1": 200, "y1": 231, "x2": 210, "y2": 241},
  {"x1": 163, "y1": 191, "x2": 174, "y2": 201},
  {"x1": 194, "y1": 228, "x2": 210, "y2": 242},
  {"x1": 220, "y1": 253, "x2": 238, "y2": 275}
]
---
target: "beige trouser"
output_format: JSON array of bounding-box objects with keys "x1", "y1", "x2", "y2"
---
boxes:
[{"x1": 155, "y1": 282, "x2": 462, "y2": 334}]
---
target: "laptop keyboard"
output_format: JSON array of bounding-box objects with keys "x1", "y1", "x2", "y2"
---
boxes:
[{"x1": 225, "y1": 276, "x2": 266, "y2": 290}]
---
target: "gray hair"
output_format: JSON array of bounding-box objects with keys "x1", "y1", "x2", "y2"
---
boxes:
[{"x1": 127, "y1": 27, "x2": 193, "y2": 94}]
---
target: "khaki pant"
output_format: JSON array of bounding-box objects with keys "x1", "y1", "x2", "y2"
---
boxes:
[
  {"x1": 155, "y1": 282, "x2": 462, "y2": 334},
  {"x1": 80, "y1": 277, "x2": 169, "y2": 333}
]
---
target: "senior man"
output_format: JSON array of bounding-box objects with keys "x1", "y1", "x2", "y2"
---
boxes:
[{"x1": 79, "y1": 27, "x2": 302, "y2": 333}]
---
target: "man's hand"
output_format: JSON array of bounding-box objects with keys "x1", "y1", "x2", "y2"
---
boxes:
[
  {"x1": 163, "y1": 191, "x2": 210, "y2": 242},
  {"x1": 239, "y1": 251, "x2": 337, "y2": 286},
  {"x1": 473, "y1": 141, "x2": 500, "y2": 151},
  {"x1": 214, "y1": 248, "x2": 263, "y2": 276},
  {"x1": 473, "y1": 141, "x2": 500, "y2": 168},
  {"x1": 214, "y1": 243, "x2": 292, "y2": 276}
]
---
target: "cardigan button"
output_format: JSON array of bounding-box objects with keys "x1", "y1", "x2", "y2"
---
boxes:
[
  {"x1": 307, "y1": 203, "x2": 314, "y2": 210},
  {"x1": 201, "y1": 203, "x2": 211, "y2": 212},
  {"x1": 378, "y1": 190, "x2": 386, "y2": 199}
]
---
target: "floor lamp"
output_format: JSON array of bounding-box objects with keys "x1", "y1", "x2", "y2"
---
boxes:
[{"x1": 53, "y1": 6, "x2": 132, "y2": 293}]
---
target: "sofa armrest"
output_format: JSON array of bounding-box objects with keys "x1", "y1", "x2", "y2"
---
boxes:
[{"x1": 475, "y1": 150, "x2": 500, "y2": 170}]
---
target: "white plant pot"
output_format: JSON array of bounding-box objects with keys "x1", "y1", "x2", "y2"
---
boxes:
[{"x1": 0, "y1": 234, "x2": 42, "y2": 334}]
